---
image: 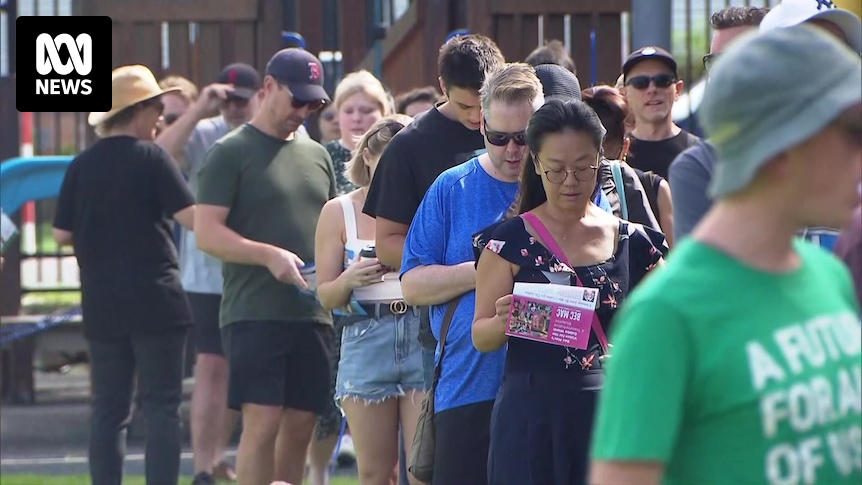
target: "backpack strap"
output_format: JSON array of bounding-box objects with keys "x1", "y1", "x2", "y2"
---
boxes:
[{"x1": 609, "y1": 161, "x2": 629, "y2": 220}]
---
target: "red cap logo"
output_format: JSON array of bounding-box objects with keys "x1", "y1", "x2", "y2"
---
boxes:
[
  {"x1": 308, "y1": 62, "x2": 321, "y2": 81},
  {"x1": 228, "y1": 70, "x2": 237, "y2": 84}
]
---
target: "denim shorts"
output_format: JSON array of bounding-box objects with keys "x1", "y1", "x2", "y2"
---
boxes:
[{"x1": 335, "y1": 308, "x2": 425, "y2": 403}]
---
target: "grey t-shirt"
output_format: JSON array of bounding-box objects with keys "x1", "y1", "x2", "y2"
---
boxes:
[
  {"x1": 668, "y1": 141, "x2": 716, "y2": 242},
  {"x1": 179, "y1": 116, "x2": 231, "y2": 294}
]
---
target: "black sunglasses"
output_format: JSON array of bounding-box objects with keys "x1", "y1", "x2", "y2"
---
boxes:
[
  {"x1": 484, "y1": 118, "x2": 527, "y2": 147},
  {"x1": 625, "y1": 73, "x2": 677, "y2": 90},
  {"x1": 279, "y1": 83, "x2": 326, "y2": 112}
]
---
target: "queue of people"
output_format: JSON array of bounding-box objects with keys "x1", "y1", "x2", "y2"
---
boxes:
[{"x1": 47, "y1": 1, "x2": 860, "y2": 484}]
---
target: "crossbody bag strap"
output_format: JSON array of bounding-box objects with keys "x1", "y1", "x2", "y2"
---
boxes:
[
  {"x1": 520, "y1": 212, "x2": 609, "y2": 353},
  {"x1": 433, "y1": 294, "x2": 465, "y2": 384}
]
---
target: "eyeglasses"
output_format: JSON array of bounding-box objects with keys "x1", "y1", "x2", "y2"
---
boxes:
[
  {"x1": 624, "y1": 73, "x2": 677, "y2": 90},
  {"x1": 702, "y1": 53, "x2": 720, "y2": 72},
  {"x1": 535, "y1": 154, "x2": 601, "y2": 184},
  {"x1": 484, "y1": 118, "x2": 527, "y2": 147}
]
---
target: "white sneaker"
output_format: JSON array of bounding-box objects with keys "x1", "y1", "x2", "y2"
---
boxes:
[{"x1": 336, "y1": 434, "x2": 356, "y2": 465}]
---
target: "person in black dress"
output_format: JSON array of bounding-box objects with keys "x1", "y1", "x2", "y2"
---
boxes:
[{"x1": 471, "y1": 99, "x2": 667, "y2": 485}]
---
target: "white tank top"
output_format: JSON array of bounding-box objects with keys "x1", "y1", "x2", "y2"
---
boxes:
[{"x1": 338, "y1": 197, "x2": 403, "y2": 302}]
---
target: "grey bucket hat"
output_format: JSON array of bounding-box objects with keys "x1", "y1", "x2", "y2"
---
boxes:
[{"x1": 699, "y1": 24, "x2": 862, "y2": 199}]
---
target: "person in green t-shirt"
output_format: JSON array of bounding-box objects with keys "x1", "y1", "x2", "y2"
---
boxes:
[
  {"x1": 589, "y1": 25, "x2": 862, "y2": 485},
  {"x1": 194, "y1": 48, "x2": 336, "y2": 485}
]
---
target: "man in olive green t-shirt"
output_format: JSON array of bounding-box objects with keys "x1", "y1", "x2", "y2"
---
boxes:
[
  {"x1": 590, "y1": 25, "x2": 862, "y2": 485},
  {"x1": 195, "y1": 48, "x2": 335, "y2": 485}
]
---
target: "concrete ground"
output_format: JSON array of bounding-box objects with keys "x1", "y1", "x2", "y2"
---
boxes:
[{"x1": 0, "y1": 365, "x2": 357, "y2": 478}]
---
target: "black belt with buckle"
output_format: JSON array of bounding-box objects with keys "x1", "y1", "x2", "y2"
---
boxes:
[{"x1": 359, "y1": 300, "x2": 414, "y2": 319}]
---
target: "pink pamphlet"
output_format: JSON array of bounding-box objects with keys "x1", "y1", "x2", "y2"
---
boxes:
[{"x1": 506, "y1": 282, "x2": 600, "y2": 349}]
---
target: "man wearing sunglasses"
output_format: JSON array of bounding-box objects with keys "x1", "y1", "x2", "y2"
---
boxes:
[
  {"x1": 194, "y1": 48, "x2": 336, "y2": 485},
  {"x1": 155, "y1": 61, "x2": 261, "y2": 485},
  {"x1": 401, "y1": 62, "x2": 544, "y2": 484},
  {"x1": 620, "y1": 46, "x2": 700, "y2": 181}
]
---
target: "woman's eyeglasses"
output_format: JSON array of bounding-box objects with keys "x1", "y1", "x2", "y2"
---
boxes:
[
  {"x1": 484, "y1": 118, "x2": 527, "y2": 147},
  {"x1": 624, "y1": 73, "x2": 677, "y2": 90},
  {"x1": 535, "y1": 154, "x2": 601, "y2": 184}
]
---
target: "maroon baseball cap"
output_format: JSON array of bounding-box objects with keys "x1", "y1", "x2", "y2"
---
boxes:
[
  {"x1": 265, "y1": 48, "x2": 330, "y2": 103},
  {"x1": 217, "y1": 63, "x2": 261, "y2": 100}
]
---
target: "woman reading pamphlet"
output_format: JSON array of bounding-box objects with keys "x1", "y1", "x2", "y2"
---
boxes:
[{"x1": 471, "y1": 99, "x2": 667, "y2": 485}]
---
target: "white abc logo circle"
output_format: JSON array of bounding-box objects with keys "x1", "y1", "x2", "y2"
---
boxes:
[{"x1": 35, "y1": 33, "x2": 93, "y2": 76}]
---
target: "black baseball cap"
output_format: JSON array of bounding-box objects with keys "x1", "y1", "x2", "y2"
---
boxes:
[
  {"x1": 534, "y1": 64, "x2": 581, "y2": 102},
  {"x1": 622, "y1": 46, "x2": 678, "y2": 80},
  {"x1": 217, "y1": 63, "x2": 261, "y2": 100},
  {"x1": 266, "y1": 48, "x2": 330, "y2": 103}
]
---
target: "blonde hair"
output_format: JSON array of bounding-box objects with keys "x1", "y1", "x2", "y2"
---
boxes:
[
  {"x1": 345, "y1": 114, "x2": 413, "y2": 187},
  {"x1": 479, "y1": 62, "x2": 544, "y2": 113},
  {"x1": 333, "y1": 70, "x2": 392, "y2": 116},
  {"x1": 159, "y1": 75, "x2": 199, "y2": 103}
]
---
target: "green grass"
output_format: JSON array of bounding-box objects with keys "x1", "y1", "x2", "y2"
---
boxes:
[{"x1": 0, "y1": 476, "x2": 360, "y2": 485}]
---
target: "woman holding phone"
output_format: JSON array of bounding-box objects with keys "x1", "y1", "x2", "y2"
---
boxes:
[{"x1": 314, "y1": 115, "x2": 426, "y2": 485}]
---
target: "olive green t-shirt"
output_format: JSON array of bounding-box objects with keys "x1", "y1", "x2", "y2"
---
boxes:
[
  {"x1": 591, "y1": 239, "x2": 862, "y2": 485},
  {"x1": 197, "y1": 123, "x2": 336, "y2": 327}
]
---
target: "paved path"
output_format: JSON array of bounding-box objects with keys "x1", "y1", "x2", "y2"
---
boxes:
[{"x1": 0, "y1": 367, "x2": 357, "y2": 478}]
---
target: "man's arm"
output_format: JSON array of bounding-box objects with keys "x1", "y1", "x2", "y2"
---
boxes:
[
  {"x1": 375, "y1": 218, "x2": 409, "y2": 270},
  {"x1": 155, "y1": 83, "x2": 234, "y2": 164},
  {"x1": 195, "y1": 204, "x2": 275, "y2": 266},
  {"x1": 401, "y1": 262, "x2": 475, "y2": 307},
  {"x1": 52, "y1": 228, "x2": 73, "y2": 247},
  {"x1": 668, "y1": 143, "x2": 715, "y2": 242}
]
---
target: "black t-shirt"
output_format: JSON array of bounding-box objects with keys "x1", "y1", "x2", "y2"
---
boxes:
[
  {"x1": 54, "y1": 136, "x2": 195, "y2": 340},
  {"x1": 627, "y1": 129, "x2": 700, "y2": 180},
  {"x1": 362, "y1": 106, "x2": 485, "y2": 223}
]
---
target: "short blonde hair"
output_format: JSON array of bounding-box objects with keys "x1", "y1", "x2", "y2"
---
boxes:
[
  {"x1": 479, "y1": 62, "x2": 544, "y2": 113},
  {"x1": 159, "y1": 75, "x2": 199, "y2": 103},
  {"x1": 333, "y1": 70, "x2": 392, "y2": 116},
  {"x1": 345, "y1": 114, "x2": 413, "y2": 187}
]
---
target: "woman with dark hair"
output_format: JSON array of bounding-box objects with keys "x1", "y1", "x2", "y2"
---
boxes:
[
  {"x1": 471, "y1": 99, "x2": 667, "y2": 484},
  {"x1": 582, "y1": 85, "x2": 675, "y2": 247}
]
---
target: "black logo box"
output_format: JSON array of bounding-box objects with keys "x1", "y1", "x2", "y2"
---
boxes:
[{"x1": 16, "y1": 16, "x2": 112, "y2": 113}]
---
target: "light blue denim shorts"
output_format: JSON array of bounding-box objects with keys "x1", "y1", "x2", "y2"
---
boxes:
[{"x1": 335, "y1": 306, "x2": 425, "y2": 404}]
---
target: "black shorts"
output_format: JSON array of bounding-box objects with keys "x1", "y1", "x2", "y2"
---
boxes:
[
  {"x1": 222, "y1": 320, "x2": 334, "y2": 414},
  {"x1": 187, "y1": 292, "x2": 223, "y2": 356},
  {"x1": 432, "y1": 400, "x2": 494, "y2": 485}
]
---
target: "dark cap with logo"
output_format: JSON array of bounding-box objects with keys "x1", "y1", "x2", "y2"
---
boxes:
[
  {"x1": 217, "y1": 63, "x2": 261, "y2": 100},
  {"x1": 266, "y1": 48, "x2": 330, "y2": 103},
  {"x1": 622, "y1": 46, "x2": 678, "y2": 80},
  {"x1": 534, "y1": 64, "x2": 581, "y2": 102}
]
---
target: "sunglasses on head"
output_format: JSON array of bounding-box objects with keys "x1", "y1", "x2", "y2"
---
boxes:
[
  {"x1": 484, "y1": 119, "x2": 527, "y2": 147},
  {"x1": 625, "y1": 73, "x2": 677, "y2": 90}
]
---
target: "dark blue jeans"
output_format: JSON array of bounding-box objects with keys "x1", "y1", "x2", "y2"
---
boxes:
[{"x1": 88, "y1": 330, "x2": 187, "y2": 485}]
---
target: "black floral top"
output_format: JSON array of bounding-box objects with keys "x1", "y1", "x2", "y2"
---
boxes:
[
  {"x1": 473, "y1": 216, "x2": 667, "y2": 377},
  {"x1": 324, "y1": 140, "x2": 356, "y2": 195}
]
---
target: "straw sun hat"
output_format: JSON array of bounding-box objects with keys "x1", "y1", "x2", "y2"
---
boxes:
[{"x1": 87, "y1": 65, "x2": 180, "y2": 127}]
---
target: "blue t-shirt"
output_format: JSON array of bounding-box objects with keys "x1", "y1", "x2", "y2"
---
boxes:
[{"x1": 401, "y1": 157, "x2": 517, "y2": 413}]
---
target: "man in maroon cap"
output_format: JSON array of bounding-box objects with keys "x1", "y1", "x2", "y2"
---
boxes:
[{"x1": 195, "y1": 48, "x2": 335, "y2": 485}]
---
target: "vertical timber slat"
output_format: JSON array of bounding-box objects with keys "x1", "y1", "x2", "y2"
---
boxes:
[
  {"x1": 167, "y1": 22, "x2": 192, "y2": 76},
  {"x1": 198, "y1": 22, "x2": 223, "y2": 85},
  {"x1": 134, "y1": 22, "x2": 164, "y2": 77}
]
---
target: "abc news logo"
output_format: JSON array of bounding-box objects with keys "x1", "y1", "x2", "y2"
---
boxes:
[
  {"x1": 17, "y1": 16, "x2": 111, "y2": 113},
  {"x1": 36, "y1": 33, "x2": 94, "y2": 95}
]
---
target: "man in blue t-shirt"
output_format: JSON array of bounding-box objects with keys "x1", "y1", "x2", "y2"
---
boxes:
[{"x1": 400, "y1": 63, "x2": 544, "y2": 484}]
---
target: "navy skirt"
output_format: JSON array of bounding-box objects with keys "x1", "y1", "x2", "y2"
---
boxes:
[{"x1": 487, "y1": 371, "x2": 602, "y2": 485}]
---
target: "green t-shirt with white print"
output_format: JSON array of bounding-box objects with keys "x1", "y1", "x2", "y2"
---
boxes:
[{"x1": 591, "y1": 238, "x2": 862, "y2": 485}]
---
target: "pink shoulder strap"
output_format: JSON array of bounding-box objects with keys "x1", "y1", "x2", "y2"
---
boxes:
[{"x1": 520, "y1": 212, "x2": 609, "y2": 353}]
